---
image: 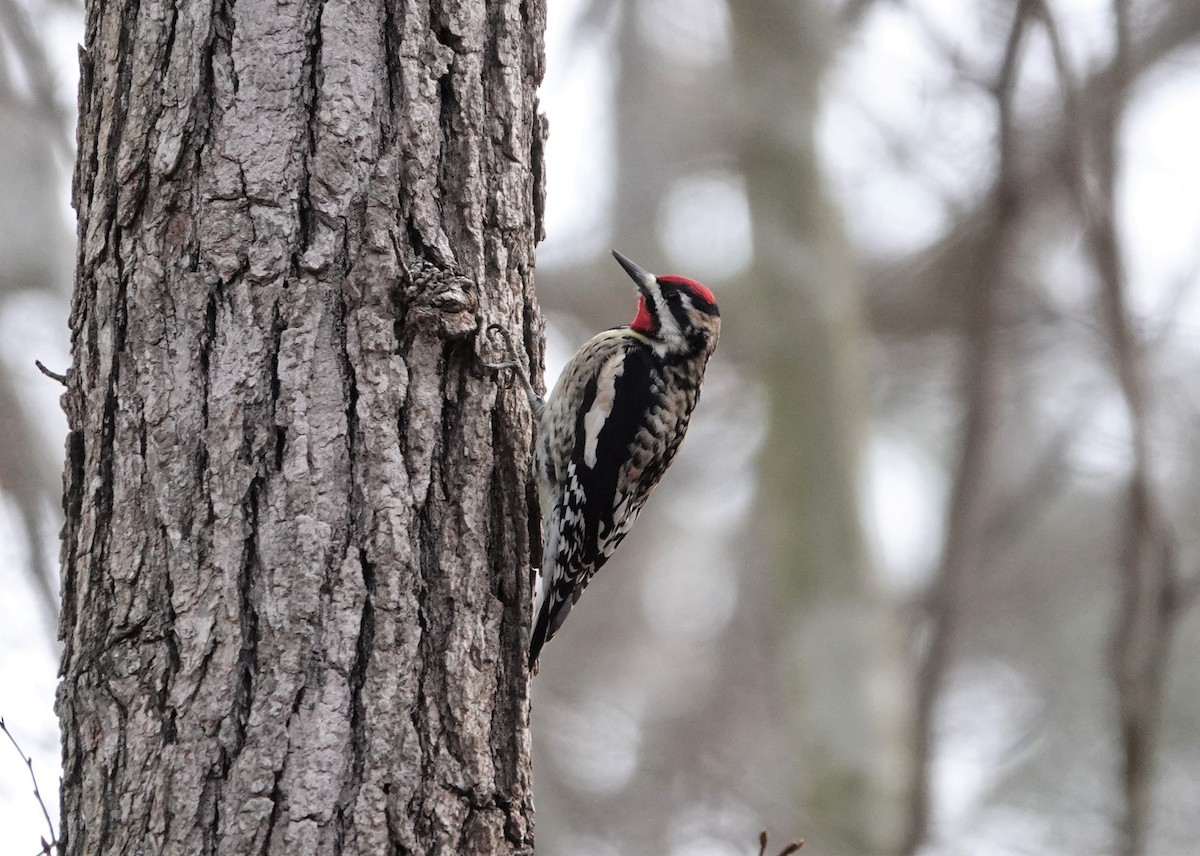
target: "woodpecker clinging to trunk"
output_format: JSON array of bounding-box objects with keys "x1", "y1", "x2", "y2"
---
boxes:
[{"x1": 488, "y1": 250, "x2": 721, "y2": 670}]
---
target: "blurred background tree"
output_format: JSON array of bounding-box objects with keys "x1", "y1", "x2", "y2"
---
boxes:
[{"x1": 3, "y1": 0, "x2": 1200, "y2": 854}]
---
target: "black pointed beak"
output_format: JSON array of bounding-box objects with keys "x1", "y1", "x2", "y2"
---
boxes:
[{"x1": 611, "y1": 250, "x2": 656, "y2": 295}]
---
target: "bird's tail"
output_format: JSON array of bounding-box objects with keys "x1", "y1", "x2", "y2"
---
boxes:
[
  {"x1": 527, "y1": 586, "x2": 575, "y2": 672},
  {"x1": 528, "y1": 599, "x2": 552, "y2": 671}
]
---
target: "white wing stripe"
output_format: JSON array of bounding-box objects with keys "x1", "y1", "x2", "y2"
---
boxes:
[{"x1": 582, "y1": 351, "x2": 626, "y2": 469}]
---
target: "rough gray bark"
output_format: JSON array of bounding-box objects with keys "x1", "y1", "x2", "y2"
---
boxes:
[{"x1": 56, "y1": 0, "x2": 546, "y2": 853}]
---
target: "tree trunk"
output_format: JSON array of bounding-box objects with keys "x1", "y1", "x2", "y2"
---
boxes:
[
  {"x1": 57, "y1": 0, "x2": 546, "y2": 853},
  {"x1": 728, "y1": 3, "x2": 909, "y2": 853}
]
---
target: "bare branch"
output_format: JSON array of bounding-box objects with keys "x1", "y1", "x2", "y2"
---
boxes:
[
  {"x1": 867, "y1": 0, "x2": 1200, "y2": 338},
  {"x1": 0, "y1": 0, "x2": 73, "y2": 156},
  {"x1": 0, "y1": 718, "x2": 58, "y2": 853},
  {"x1": 901, "y1": 4, "x2": 1037, "y2": 853},
  {"x1": 1036, "y1": 1, "x2": 1190, "y2": 852}
]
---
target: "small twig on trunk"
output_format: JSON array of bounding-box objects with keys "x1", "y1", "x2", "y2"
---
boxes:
[
  {"x1": 34, "y1": 360, "x2": 68, "y2": 386},
  {"x1": 0, "y1": 717, "x2": 58, "y2": 853}
]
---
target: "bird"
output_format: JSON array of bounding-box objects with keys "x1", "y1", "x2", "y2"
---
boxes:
[{"x1": 486, "y1": 250, "x2": 720, "y2": 670}]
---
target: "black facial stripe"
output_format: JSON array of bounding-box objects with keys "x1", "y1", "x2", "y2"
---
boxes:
[
  {"x1": 642, "y1": 293, "x2": 662, "y2": 334},
  {"x1": 664, "y1": 283, "x2": 718, "y2": 317},
  {"x1": 680, "y1": 287, "x2": 717, "y2": 315},
  {"x1": 667, "y1": 294, "x2": 691, "y2": 333}
]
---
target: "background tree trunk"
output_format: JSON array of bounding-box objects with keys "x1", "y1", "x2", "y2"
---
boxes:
[
  {"x1": 729, "y1": 2, "x2": 910, "y2": 852},
  {"x1": 56, "y1": 0, "x2": 545, "y2": 853}
]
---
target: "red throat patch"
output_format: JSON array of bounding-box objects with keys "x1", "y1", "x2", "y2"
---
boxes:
[{"x1": 631, "y1": 295, "x2": 655, "y2": 334}]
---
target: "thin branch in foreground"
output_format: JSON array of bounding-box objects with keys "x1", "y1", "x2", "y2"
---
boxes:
[
  {"x1": 758, "y1": 829, "x2": 804, "y2": 856},
  {"x1": 0, "y1": 717, "x2": 57, "y2": 854}
]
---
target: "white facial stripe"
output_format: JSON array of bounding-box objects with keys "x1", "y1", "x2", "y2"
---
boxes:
[
  {"x1": 649, "y1": 280, "x2": 681, "y2": 343},
  {"x1": 583, "y1": 351, "x2": 626, "y2": 468},
  {"x1": 678, "y1": 293, "x2": 694, "y2": 320}
]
